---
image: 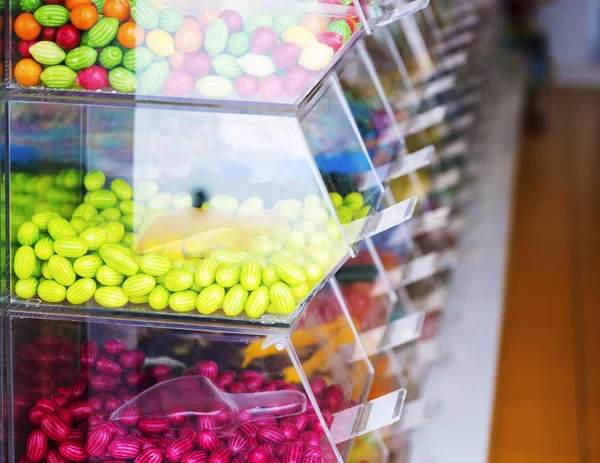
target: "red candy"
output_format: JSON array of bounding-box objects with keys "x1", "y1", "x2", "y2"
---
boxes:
[
  {"x1": 55, "y1": 24, "x2": 80, "y2": 50},
  {"x1": 317, "y1": 32, "x2": 344, "y2": 53},
  {"x1": 41, "y1": 27, "x2": 56, "y2": 41},
  {"x1": 18, "y1": 39, "x2": 38, "y2": 57}
]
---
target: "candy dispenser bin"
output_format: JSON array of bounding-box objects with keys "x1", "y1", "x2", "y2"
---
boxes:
[
  {"x1": 6, "y1": 76, "x2": 417, "y2": 326},
  {"x1": 6, "y1": 277, "x2": 406, "y2": 463}
]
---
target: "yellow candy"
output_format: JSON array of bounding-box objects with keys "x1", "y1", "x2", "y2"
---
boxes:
[
  {"x1": 146, "y1": 29, "x2": 176, "y2": 57},
  {"x1": 282, "y1": 25, "x2": 317, "y2": 48},
  {"x1": 298, "y1": 43, "x2": 334, "y2": 71}
]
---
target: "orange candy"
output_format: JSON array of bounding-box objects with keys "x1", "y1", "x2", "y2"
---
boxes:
[
  {"x1": 70, "y1": 4, "x2": 98, "y2": 30},
  {"x1": 14, "y1": 58, "x2": 42, "y2": 87},
  {"x1": 182, "y1": 17, "x2": 200, "y2": 29},
  {"x1": 199, "y1": 8, "x2": 221, "y2": 25},
  {"x1": 174, "y1": 26, "x2": 202, "y2": 53},
  {"x1": 117, "y1": 21, "x2": 145, "y2": 48},
  {"x1": 14, "y1": 13, "x2": 41, "y2": 41},
  {"x1": 168, "y1": 50, "x2": 186, "y2": 70},
  {"x1": 300, "y1": 15, "x2": 328, "y2": 35},
  {"x1": 103, "y1": 0, "x2": 130, "y2": 22},
  {"x1": 65, "y1": 0, "x2": 91, "y2": 11}
]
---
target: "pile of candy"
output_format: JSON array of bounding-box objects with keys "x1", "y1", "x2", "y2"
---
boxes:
[
  {"x1": 18, "y1": 337, "x2": 350, "y2": 463},
  {"x1": 13, "y1": 0, "x2": 359, "y2": 101},
  {"x1": 11, "y1": 169, "x2": 370, "y2": 319}
]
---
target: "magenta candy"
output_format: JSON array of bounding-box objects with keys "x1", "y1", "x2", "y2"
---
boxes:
[
  {"x1": 250, "y1": 27, "x2": 277, "y2": 54},
  {"x1": 149, "y1": 364, "x2": 172, "y2": 382},
  {"x1": 302, "y1": 447, "x2": 322, "y2": 459},
  {"x1": 317, "y1": 32, "x2": 344, "y2": 53},
  {"x1": 119, "y1": 350, "x2": 145, "y2": 369},
  {"x1": 272, "y1": 43, "x2": 302, "y2": 70},
  {"x1": 95, "y1": 356, "x2": 123, "y2": 377},
  {"x1": 18, "y1": 39, "x2": 38, "y2": 58},
  {"x1": 284, "y1": 66, "x2": 312, "y2": 99},
  {"x1": 208, "y1": 447, "x2": 232, "y2": 463},
  {"x1": 258, "y1": 75, "x2": 284, "y2": 101},
  {"x1": 247, "y1": 448, "x2": 269, "y2": 463},
  {"x1": 163, "y1": 70, "x2": 195, "y2": 96},
  {"x1": 104, "y1": 397, "x2": 122, "y2": 414},
  {"x1": 108, "y1": 438, "x2": 142, "y2": 459},
  {"x1": 80, "y1": 342, "x2": 98, "y2": 369},
  {"x1": 182, "y1": 52, "x2": 212, "y2": 77},
  {"x1": 257, "y1": 427, "x2": 285, "y2": 445},
  {"x1": 323, "y1": 385, "x2": 343, "y2": 411},
  {"x1": 165, "y1": 437, "x2": 194, "y2": 462},
  {"x1": 125, "y1": 370, "x2": 147, "y2": 388},
  {"x1": 196, "y1": 360, "x2": 218, "y2": 381},
  {"x1": 215, "y1": 371, "x2": 236, "y2": 389},
  {"x1": 55, "y1": 24, "x2": 80, "y2": 50},
  {"x1": 280, "y1": 423, "x2": 299, "y2": 440},
  {"x1": 138, "y1": 418, "x2": 169, "y2": 435},
  {"x1": 238, "y1": 423, "x2": 258, "y2": 439},
  {"x1": 219, "y1": 10, "x2": 244, "y2": 33},
  {"x1": 299, "y1": 432, "x2": 319, "y2": 449},
  {"x1": 227, "y1": 435, "x2": 246, "y2": 454},
  {"x1": 182, "y1": 451, "x2": 209, "y2": 463},
  {"x1": 103, "y1": 338, "x2": 128, "y2": 355},
  {"x1": 309, "y1": 377, "x2": 327, "y2": 396},
  {"x1": 196, "y1": 415, "x2": 216, "y2": 431},
  {"x1": 234, "y1": 74, "x2": 258, "y2": 98},
  {"x1": 227, "y1": 382, "x2": 247, "y2": 394},
  {"x1": 167, "y1": 406, "x2": 186, "y2": 427},
  {"x1": 196, "y1": 430, "x2": 221, "y2": 452}
]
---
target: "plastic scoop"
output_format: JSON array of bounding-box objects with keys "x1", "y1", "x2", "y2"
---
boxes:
[
  {"x1": 110, "y1": 376, "x2": 307, "y2": 436},
  {"x1": 135, "y1": 208, "x2": 288, "y2": 257}
]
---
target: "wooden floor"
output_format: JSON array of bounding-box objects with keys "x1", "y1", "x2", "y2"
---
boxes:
[{"x1": 490, "y1": 88, "x2": 600, "y2": 463}]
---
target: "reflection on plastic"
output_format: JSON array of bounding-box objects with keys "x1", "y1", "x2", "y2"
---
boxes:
[{"x1": 110, "y1": 375, "x2": 307, "y2": 436}]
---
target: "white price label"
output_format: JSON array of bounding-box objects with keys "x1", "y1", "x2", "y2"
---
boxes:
[
  {"x1": 434, "y1": 168, "x2": 461, "y2": 192},
  {"x1": 343, "y1": 197, "x2": 417, "y2": 243},
  {"x1": 400, "y1": 106, "x2": 447, "y2": 136},
  {"x1": 403, "y1": 253, "x2": 439, "y2": 285},
  {"x1": 440, "y1": 138, "x2": 468, "y2": 159},
  {"x1": 423, "y1": 75, "x2": 456, "y2": 101},
  {"x1": 389, "y1": 145, "x2": 435, "y2": 180}
]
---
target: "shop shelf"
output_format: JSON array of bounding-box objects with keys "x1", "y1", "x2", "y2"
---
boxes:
[
  {"x1": 6, "y1": 277, "x2": 406, "y2": 463},
  {"x1": 6, "y1": 78, "x2": 417, "y2": 327}
]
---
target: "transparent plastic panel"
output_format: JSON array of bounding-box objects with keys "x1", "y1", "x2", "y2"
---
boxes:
[
  {"x1": 335, "y1": 240, "x2": 395, "y2": 339},
  {"x1": 387, "y1": 17, "x2": 435, "y2": 85},
  {"x1": 299, "y1": 76, "x2": 388, "y2": 248},
  {"x1": 7, "y1": 312, "x2": 370, "y2": 463},
  {"x1": 8, "y1": 0, "x2": 365, "y2": 106},
  {"x1": 355, "y1": 0, "x2": 430, "y2": 31},
  {"x1": 348, "y1": 431, "x2": 390, "y2": 463},
  {"x1": 363, "y1": 27, "x2": 419, "y2": 123},
  {"x1": 8, "y1": 99, "x2": 359, "y2": 326},
  {"x1": 336, "y1": 43, "x2": 402, "y2": 183}
]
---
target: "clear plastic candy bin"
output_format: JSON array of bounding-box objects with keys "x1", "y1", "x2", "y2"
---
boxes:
[
  {"x1": 6, "y1": 280, "x2": 406, "y2": 463},
  {"x1": 9, "y1": 0, "x2": 368, "y2": 105},
  {"x1": 6, "y1": 80, "x2": 416, "y2": 326}
]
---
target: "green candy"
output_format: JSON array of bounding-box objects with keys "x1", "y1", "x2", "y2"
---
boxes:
[
  {"x1": 98, "y1": 46, "x2": 123, "y2": 70},
  {"x1": 159, "y1": 8, "x2": 183, "y2": 33},
  {"x1": 122, "y1": 47, "x2": 154, "y2": 72},
  {"x1": 65, "y1": 46, "x2": 98, "y2": 71},
  {"x1": 109, "y1": 67, "x2": 137, "y2": 93},
  {"x1": 226, "y1": 32, "x2": 250, "y2": 57}
]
